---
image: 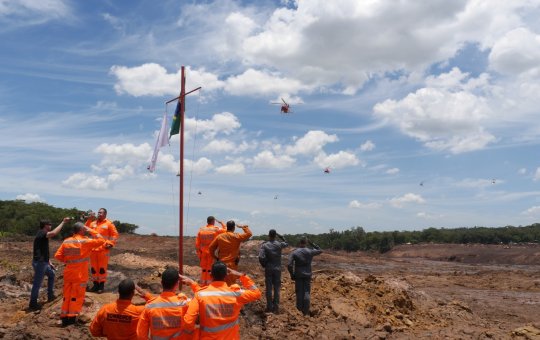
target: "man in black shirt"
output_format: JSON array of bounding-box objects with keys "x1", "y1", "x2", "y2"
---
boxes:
[{"x1": 29, "y1": 217, "x2": 69, "y2": 311}]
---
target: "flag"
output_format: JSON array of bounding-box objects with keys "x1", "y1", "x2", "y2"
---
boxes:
[
  {"x1": 147, "y1": 112, "x2": 169, "y2": 173},
  {"x1": 169, "y1": 99, "x2": 181, "y2": 138}
]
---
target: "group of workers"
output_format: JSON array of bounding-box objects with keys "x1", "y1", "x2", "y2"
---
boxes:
[{"x1": 29, "y1": 212, "x2": 323, "y2": 338}]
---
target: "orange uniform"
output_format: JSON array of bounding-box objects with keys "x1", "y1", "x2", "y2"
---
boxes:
[
  {"x1": 136, "y1": 291, "x2": 197, "y2": 340},
  {"x1": 89, "y1": 218, "x2": 118, "y2": 284},
  {"x1": 54, "y1": 230, "x2": 105, "y2": 318},
  {"x1": 195, "y1": 222, "x2": 225, "y2": 286},
  {"x1": 89, "y1": 292, "x2": 153, "y2": 340},
  {"x1": 208, "y1": 226, "x2": 252, "y2": 285},
  {"x1": 183, "y1": 274, "x2": 261, "y2": 340}
]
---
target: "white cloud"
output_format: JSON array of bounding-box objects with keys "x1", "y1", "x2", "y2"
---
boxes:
[
  {"x1": 110, "y1": 64, "x2": 225, "y2": 97},
  {"x1": 286, "y1": 130, "x2": 338, "y2": 156},
  {"x1": 534, "y1": 168, "x2": 540, "y2": 181},
  {"x1": 349, "y1": 200, "x2": 381, "y2": 209},
  {"x1": 185, "y1": 112, "x2": 241, "y2": 140},
  {"x1": 15, "y1": 193, "x2": 45, "y2": 203},
  {"x1": 360, "y1": 140, "x2": 375, "y2": 152},
  {"x1": 522, "y1": 206, "x2": 540, "y2": 216},
  {"x1": 225, "y1": 68, "x2": 311, "y2": 96},
  {"x1": 456, "y1": 178, "x2": 498, "y2": 188},
  {"x1": 185, "y1": 157, "x2": 213, "y2": 174},
  {"x1": 94, "y1": 143, "x2": 151, "y2": 166},
  {"x1": 417, "y1": 212, "x2": 442, "y2": 220},
  {"x1": 390, "y1": 193, "x2": 425, "y2": 208},
  {"x1": 374, "y1": 68, "x2": 495, "y2": 154},
  {"x1": 0, "y1": 0, "x2": 71, "y2": 22},
  {"x1": 489, "y1": 28, "x2": 540, "y2": 77},
  {"x1": 518, "y1": 168, "x2": 527, "y2": 175},
  {"x1": 314, "y1": 151, "x2": 360, "y2": 169},
  {"x1": 62, "y1": 173, "x2": 109, "y2": 190},
  {"x1": 386, "y1": 167, "x2": 399, "y2": 175},
  {"x1": 236, "y1": 0, "x2": 534, "y2": 94},
  {"x1": 215, "y1": 162, "x2": 245, "y2": 174},
  {"x1": 201, "y1": 139, "x2": 236, "y2": 153},
  {"x1": 253, "y1": 150, "x2": 295, "y2": 169}
]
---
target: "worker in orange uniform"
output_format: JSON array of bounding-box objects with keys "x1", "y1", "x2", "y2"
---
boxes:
[
  {"x1": 89, "y1": 278, "x2": 153, "y2": 339},
  {"x1": 87, "y1": 208, "x2": 119, "y2": 293},
  {"x1": 54, "y1": 222, "x2": 106, "y2": 327},
  {"x1": 208, "y1": 221, "x2": 252, "y2": 285},
  {"x1": 136, "y1": 267, "x2": 199, "y2": 340},
  {"x1": 195, "y1": 216, "x2": 225, "y2": 286},
  {"x1": 183, "y1": 261, "x2": 261, "y2": 340}
]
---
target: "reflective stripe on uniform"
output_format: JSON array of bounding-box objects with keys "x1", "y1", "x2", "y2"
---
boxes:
[
  {"x1": 200, "y1": 318, "x2": 239, "y2": 333},
  {"x1": 63, "y1": 239, "x2": 85, "y2": 244},
  {"x1": 198, "y1": 291, "x2": 241, "y2": 297},
  {"x1": 66, "y1": 258, "x2": 89, "y2": 264},
  {"x1": 145, "y1": 301, "x2": 188, "y2": 309},
  {"x1": 150, "y1": 329, "x2": 194, "y2": 340}
]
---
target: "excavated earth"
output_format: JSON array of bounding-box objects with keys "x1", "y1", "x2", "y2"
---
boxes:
[{"x1": 1, "y1": 234, "x2": 539, "y2": 339}]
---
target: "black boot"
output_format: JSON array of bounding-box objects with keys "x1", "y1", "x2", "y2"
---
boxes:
[
  {"x1": 61, "y1": 317, "x2": 69, "y2": 327},
  {"x1": 97, "y1": 281, "x2": 105, "y2": 293},
  {"x1": 87, "y1": 281, "x2": 99, "y2": 292}
]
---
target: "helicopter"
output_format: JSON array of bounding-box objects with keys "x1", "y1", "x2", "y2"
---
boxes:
[
  {"x1": 324, "y1": 167, "x2": 331, "y2": 174},
  {"x1": 272, "y1": 98, "x2": 292, "y2": 114}
]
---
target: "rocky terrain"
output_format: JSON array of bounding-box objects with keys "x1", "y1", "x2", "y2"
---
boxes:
[{"x1": 1, "y1": 234, "x2": 540, "y2": 339}]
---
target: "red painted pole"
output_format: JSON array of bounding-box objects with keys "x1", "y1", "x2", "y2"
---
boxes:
[{"x1": 179, "y1": 66, "x2": 185, "y2": 274}]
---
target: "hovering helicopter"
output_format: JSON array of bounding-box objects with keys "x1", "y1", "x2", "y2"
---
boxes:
[
  {"x1": 324, "y1": 167, "x2": 331, "y2": 174},
  {"x1": 272, "y1": 98, "x2": 292, "y2": 114}
]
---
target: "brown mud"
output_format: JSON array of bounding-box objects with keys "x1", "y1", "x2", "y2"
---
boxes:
[{"x1": 1, "y1": 235, "x2": 539, "y2": 339}]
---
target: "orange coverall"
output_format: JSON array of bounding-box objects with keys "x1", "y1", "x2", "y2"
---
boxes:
[
  {"x1": 183, "y1": 274, "x2": 261, "y2": 340},
  {"x1": 54, "y1": 230, "x2": 105, "y2": 319},
  {"x1": 89, "y1": 218, "x2": 118, "y2": 284},
  {"x1": 195, "y1": 222, "x2": 225, "y2": 286},
  {"x1": 89, "y1": 292, "x2": 153, "y2": 340},
  {"x1": 208, "y1": 226, "x2": 252, "y2": 285},
  {"x1": 136, "y1": 290, "x2": 198, "y2": 340}
]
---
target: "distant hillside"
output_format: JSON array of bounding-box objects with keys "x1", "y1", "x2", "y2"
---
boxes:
[
  {"x1": 254, "y1": 223, "x2": 540, "y2": 253},
  {"x1": 0, "y1": 200, "x2": 138, "y2": 237}
]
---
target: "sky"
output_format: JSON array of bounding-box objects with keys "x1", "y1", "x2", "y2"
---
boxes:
[{"x1": 1, "y1": 0, "x2": 540, "y2": 236}]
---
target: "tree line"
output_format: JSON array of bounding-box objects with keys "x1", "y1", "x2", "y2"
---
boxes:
[
  {"x1": 2, "y1": 199, "x2": 539, "y2": 253},
  {"x1": 254, "y1": 223, "x2": 540, "y2": 253},
  {"x1": 0, "y1": 200, "x2": 138, "y2": 237}
]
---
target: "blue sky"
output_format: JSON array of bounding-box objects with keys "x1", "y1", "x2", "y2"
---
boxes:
[{"x1": 1, "y1": 0, "x2": 540, "y2": 236}]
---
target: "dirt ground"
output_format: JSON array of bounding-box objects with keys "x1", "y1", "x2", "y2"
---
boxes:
[{"x1": 1, "y1": 234, "x2": 540, "y2": 339}]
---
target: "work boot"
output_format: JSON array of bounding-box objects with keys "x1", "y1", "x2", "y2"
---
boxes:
[
  {"x1": 97, "y1": 282, "x2": 105, "y2": 294},
  {"x1": 48, "y1": 294, "x2": 56, "y2": 302},
  {"x1": 61, "y1": 318, "x2": 69, "y2": 327},
  {"x1": 68, "y1": 317, "x2": 77, "y2": 325},
  {"x1": 87, "y1": 281, "x2": 99, "y2": 292},
  {"x1": 28, "y1": 303, "x2": 42, "y2": 311}
]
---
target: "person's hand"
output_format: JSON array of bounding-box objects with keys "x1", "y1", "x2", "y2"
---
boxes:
[
  {"x1": 104, "y1": 243, "x2": 113, "y2": 249},
  {"x1": 135, "y1": 284, "x2": 146, "y2": 297},
  {"x1": 179, "y1": 274, "x2": 196, "y2": 285},
  {"x1": 62, "y1": 217, "x2": 71, "y2": 223},
  {"x1": 227, "y1": 268, "x2": 244, "y2": 277}
]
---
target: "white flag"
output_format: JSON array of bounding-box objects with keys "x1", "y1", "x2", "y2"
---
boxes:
[{"x1": 147, "y1": 112, "x2": 169, "y2": 172}]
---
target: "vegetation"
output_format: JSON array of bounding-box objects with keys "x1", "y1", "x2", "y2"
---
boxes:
[
  {"x1": 2, "y1": 199, "x2": 539, "y2": 253},
  {"x1": 254, "y1": 224, "x2": 540, "y2": 253},
  {"x1": 0, "y1": 200, "x2": 138, "y2": 238}
]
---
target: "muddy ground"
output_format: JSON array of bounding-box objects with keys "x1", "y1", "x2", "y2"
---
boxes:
[{"x1": 1, "y1": 234, "x2": 539, "y2": 339}]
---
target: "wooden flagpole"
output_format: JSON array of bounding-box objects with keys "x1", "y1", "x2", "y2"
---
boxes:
[{"x1": 179, "y1": 66, "x2": 185, "y2": 274}]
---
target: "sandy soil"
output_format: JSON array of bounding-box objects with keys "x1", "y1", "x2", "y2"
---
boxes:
[{"x1": 1, "y1": 234, "x2": 540, "y2": 339}]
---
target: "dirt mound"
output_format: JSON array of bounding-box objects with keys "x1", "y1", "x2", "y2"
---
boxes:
[{"x1": 1, "y1": 236, "x2": 539, "y2": 339}]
